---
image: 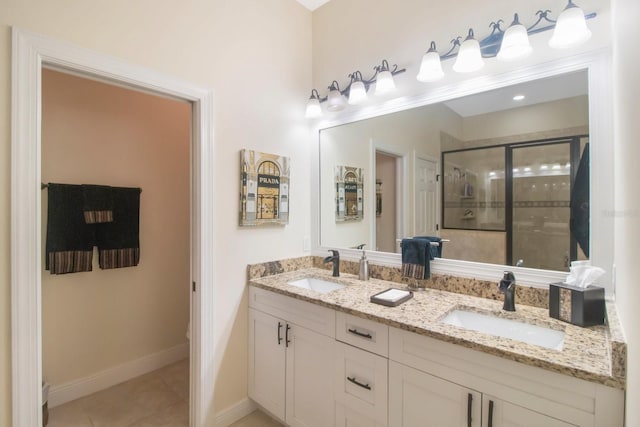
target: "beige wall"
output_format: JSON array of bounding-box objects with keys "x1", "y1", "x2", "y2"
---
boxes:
[
  {"x1": 461, "y1": 96, "x2": 589, "y2": 142},
  {"x1": 0, "y1": 0, "x2": 312, "y2": 424},
  {"x1": 612, "y1": 0, "x2": 640, "y2": 425},
  {"x1": 41, "y1": 69, "x2": 190, "y2": 386}
]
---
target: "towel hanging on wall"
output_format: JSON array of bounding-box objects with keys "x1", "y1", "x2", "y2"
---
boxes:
[
  {"x1": 401, "y1": 238, "x2": 431, "y2": 280},
  {"x1": 95, "y1": 187, "x2": 141, "y2": 269},
  {"x1": 45, "y1": 183, "x2": 142, "y2": 274},
  {"x1": 45, "y1": 183, "x2": 96, "y2": 274}
]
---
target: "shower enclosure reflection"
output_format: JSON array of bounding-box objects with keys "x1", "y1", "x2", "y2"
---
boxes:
[{"x1": 442, "y1": 137, "x2": 589, "y2": 271}]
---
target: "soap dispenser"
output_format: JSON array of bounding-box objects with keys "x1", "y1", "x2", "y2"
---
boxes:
[{"x1": 359, "y1": 249, "x2": 369, "y2": 281}]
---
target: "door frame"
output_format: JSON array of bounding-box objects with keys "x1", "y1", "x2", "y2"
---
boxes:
[
  {"x1": 11, "y1": 28, "x2": 215, "y2": 426},
  {"x1": 371, "y1": 141, "x2": 407, "y2": 252}
]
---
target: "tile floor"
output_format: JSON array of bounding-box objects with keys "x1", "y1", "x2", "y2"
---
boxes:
[
  {"x1": 48, "y1": 358, "x2": 189, "y2": 427},
  {"x1": 229, "y1": 410, "x2": 284, "y2": 427},
  {"x1": 47, "y1": 358, "x2": 283, "y2": 427}
]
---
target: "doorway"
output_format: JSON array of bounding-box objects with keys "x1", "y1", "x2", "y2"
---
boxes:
[
  {"x1": 41, "y1": 68, "x2": 191, "y2": 424},
  {"x1": 375, "y1": 151, "x2": 401, "y2": 253},
  {"x1": 11, "y1": 28, "x2": 215, "y2": 426}
]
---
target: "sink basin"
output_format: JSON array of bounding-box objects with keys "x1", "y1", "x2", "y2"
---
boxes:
[
  {"x1": 441, "y1": 309, "x2": 565, "y2": 351},
  {"x1": 287, "y1": 277, "x2": 345, "y2": 294}
]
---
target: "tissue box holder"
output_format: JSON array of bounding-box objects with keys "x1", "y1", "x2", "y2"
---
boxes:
[{"x1": 549, "y1": 282, "x2": 604, "y2": 327}]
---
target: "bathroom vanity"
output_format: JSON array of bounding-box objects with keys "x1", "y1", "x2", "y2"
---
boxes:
[{"x1": 247, "y1": 263, "x2": 625, "y2": 427}]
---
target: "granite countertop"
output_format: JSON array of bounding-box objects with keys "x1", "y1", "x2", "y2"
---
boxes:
[{"x1": 249, "y1": 267, "x2": 625, "y2": 389}]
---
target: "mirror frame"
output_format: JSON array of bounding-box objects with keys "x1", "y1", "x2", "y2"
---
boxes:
[{"x1": 311, "y1": 50, "x2": 613, "y2": 295}]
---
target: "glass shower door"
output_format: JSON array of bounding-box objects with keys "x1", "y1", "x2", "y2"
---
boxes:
[{"x1": 511, "y1": 142, "x2": 573, "y2": 271}]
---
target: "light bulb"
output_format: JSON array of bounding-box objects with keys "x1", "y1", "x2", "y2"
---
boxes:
[
  {"x1": 305, "y1": 89, "x2": 322, "y2": 118},
  {"x1": 549, "y1": 1, "x2": 592, "y2": 49},
  {"x1": 305, "y1": 97, "x2": 322, "y2": 118},
  {"x1": 348, "y1": 80, "x2": 367, "y2": 105},
  {"x1": 497, "y1": 14, "x2": 532, "y2": 61},
  {"x1": 417, "y1": 42, "x2": 444, "y2": 82},
  {"x1": 375, "y1": 70, "x2": 396, "y2": 95},
  {"x1": 326, "y1": 81, "x2": 346, "y2": 112},
  {"x1": 453, "y1": 29, "x2": 484, "y2": 73}
]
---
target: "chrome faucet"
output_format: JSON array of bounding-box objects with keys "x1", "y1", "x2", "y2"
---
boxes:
[
  {"x1": 498, "y1": 271, "x2": 516, "y2": 312},
  {"x1": 324, "y1": 250, "x2": 340, "y2": 277}
]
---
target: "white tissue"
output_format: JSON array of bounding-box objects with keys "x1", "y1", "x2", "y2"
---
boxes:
[{"x1": 565, "y1": 260, "x2": 605, "y2": 288}]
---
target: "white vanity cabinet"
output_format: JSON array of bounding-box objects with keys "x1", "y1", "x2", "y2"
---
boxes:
[
  {"x1": 388, "y1": 327, "x2": 624, "y2": 427},
  {"x1": 249, "y1": 287, "x2": 335, "y2": 427},
  {"x1": 249, "y1": 285, "x2": 623, "y2": 427}
]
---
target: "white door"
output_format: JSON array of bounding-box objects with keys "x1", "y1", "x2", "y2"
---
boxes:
[
  {"x1": 286, "y1": 323, "x2": 335, "y2": 427},
  {"x1": 414, "y1": 157, "x2": 438, "y2": 237},
  {"x1": 248, "y1": 309, "x2": 286, "y2": 421},
  {"x1": 389, "y1": 361, "x2": 481, "y2": 427},
  {"x1": 483, "y1": 396, "x2": 577, "y2": 427}
]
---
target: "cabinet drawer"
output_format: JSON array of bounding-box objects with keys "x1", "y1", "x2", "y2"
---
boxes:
[
  {"x1": 336, "y1": 311, "x2": 389, "y2": 357},
  {"x1": 335, "y1": 341, "x2": 388, "y2": 424},
  {"x1": 249, "y1": 286, "x2": 335, "y2": 337}
]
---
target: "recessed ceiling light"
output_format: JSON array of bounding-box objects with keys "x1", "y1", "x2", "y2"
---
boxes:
[{"x1": 513, "y1": 94, "x2": 525, "y2": 101}]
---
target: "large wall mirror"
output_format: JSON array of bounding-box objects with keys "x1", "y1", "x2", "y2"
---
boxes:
[{"x1": 316, "y1": 57, "x2": 613, "y2": 290}]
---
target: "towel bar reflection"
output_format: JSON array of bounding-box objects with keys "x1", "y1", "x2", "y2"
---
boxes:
[{"x1": 395, "y1": 238, "x2": 450, "y2": 247}]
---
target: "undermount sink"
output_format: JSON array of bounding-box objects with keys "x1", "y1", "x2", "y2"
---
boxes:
[
  {"x1": 287, "y1": 277, "x2": 345, "y2": 294},
  {"x1": 441, "y1": 309, "x2": 565, "y2": 351}
]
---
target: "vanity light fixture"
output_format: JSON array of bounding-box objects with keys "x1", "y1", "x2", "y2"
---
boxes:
[
  {"x1": 549, "y1": 0, "x2": 592, "y2": 48},
  {"x1": 304, "y1": 59, "x2": 406, "y2": 118},
  {"x1": 417, "y1": 42, "x2": 445, "y2": 82},
  {"x1": 497, "y1": 14, "x2": 533, "y2": 61},
  {"x1": 305, "y1": 89, "x2": 322, "y2": 118},
  {"x1": 348, "y1": 71, "x2": 368, "y2": 105},
  {"x1": 453, "y1": 29, "x2": 485, "y2": 73},
  {"x1": 326, "y1": 81, "x2": 346, "y2": 112},
  {"x1": 417, "y1": 0, "x2": 595, "y2": 82},
  {"x1": 374, "y1": 60, "x2": 397, "y2": 95}
]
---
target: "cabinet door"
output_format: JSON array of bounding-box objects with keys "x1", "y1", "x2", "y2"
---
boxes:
[
  {"x1": 389, "y1": 361, "x2": 481, "y2": 427},
  {"x1": 336, "y1": 402, "x2": 384, "y2": 427},
  {"x1": 286, "y1": 323, "x2": 335, "y2": 427},
  {"x1": 248, "y1": 308, "x2": 286, "y2": 421},
  {"x1": 483, "y1": 396, "x2": 577, "y2": 427}
]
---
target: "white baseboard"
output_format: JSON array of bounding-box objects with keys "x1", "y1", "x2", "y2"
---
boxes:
[
  {"x1": 215, "y1": 398, "x2": 258, "y2": 427},
  {"x1": 48, "y1": 342, "x2": 189, "y2": 408}
]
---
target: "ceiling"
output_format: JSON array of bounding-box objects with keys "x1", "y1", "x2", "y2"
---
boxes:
[
  {"x1": 444, "y1": 71, "x2": 589, "y2": 118},
  {"x1": 296, "y1": 0, "x2": 331, "y2": 11}
]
